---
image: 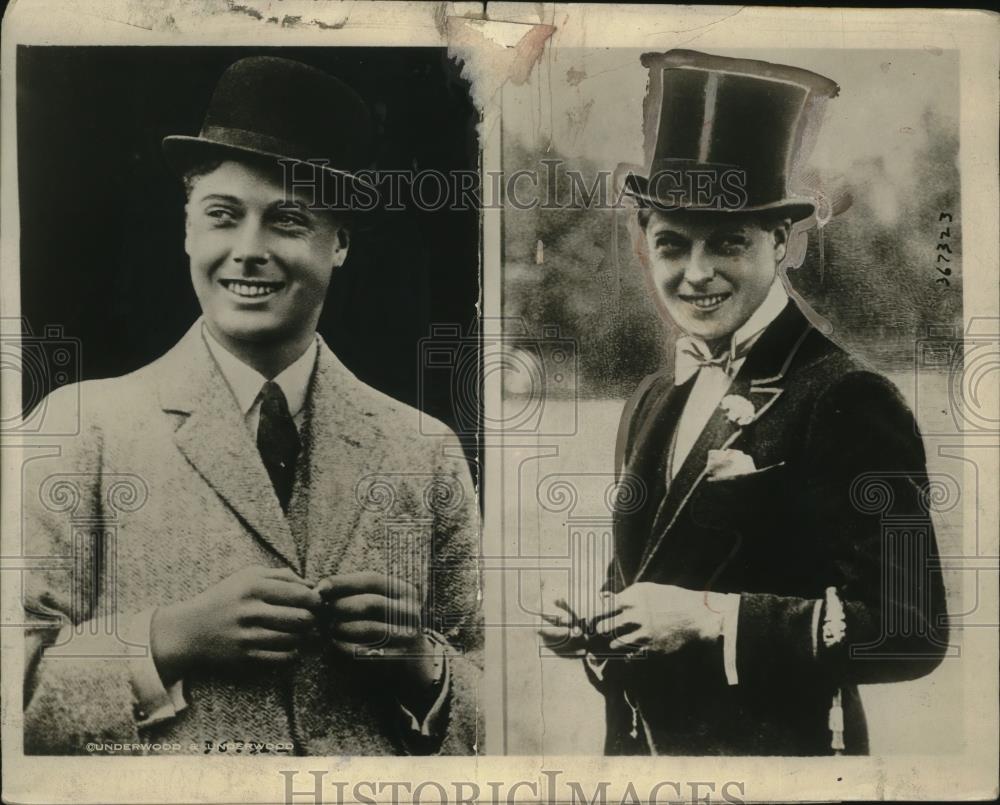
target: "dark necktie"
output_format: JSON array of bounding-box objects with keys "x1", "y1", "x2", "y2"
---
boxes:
[{"x1": 256, "y1": 381, "x2": 301, "y2": 512}]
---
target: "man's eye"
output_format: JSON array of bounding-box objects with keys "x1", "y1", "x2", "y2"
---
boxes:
[
  {"x1": 272, "y1": 212, "x2": 310, "y2": 229},
  {"x1": 655, "y1": 237, "x2": 687, "y2": 253},
  {"x1": 206, "y1": 208, "x2": 237, "y2": 223},
  {"x1": 713, "y1": 235, "x2": 750, "y2": 253}
]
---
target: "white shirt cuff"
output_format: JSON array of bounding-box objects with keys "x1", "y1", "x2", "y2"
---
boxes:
[
  {"x1": 810, "y1": 597, "x2": 821, "y2": 657},
  {"x1": 706, "y1": 592, "x2": 741, "y2": 686},
  {"x1": 398, "y1": 640, "x2": 450, "y2": 738},
  {"x1": 123, "y1": 608, "x2": 187, "y2": 727}
]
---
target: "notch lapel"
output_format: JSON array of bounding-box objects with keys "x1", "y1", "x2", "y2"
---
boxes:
[
  {"x1": 633, "y1": 301, "x2": 814, "y2": 582},
  {"x1": 300, "y1": 339, "x2": 387, "y2": 580},
  {"x1": 156, "y1": 320, "x2": 301, "y2": 572}
]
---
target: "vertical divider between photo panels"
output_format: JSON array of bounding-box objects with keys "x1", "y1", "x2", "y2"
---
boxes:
[{"x1": 481, "y1": 81, "x2": 505, "y2": 758}]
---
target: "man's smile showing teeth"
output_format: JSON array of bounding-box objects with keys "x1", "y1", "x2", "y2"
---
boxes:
[
  {"x1": 219, "y1": 279, "x2": 285, "y2": 299},
  {"x1": 679, "y1": 292, "x2": 731, "y2": 310}
]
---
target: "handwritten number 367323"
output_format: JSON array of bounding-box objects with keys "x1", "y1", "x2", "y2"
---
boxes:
[{"x1": 936, "y1": 212, "x2": 954, "y2": 286}]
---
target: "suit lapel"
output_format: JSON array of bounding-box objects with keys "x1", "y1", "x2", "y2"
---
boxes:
[
  {"x1": 633, "y1": 301, "x2": 814, "y2": 582},
  {"x1": 300, "y1": 339, "x2": 387, "y2": 580},
  {"x1": 613, "y1": 377, "x2": 692, "y2": 586},
  {"x1": 644, "y1": 374, "x2": 749, "y2": 545},
  {"x1": 156, "y1": 320, "x2": 301, "y2": 572}
]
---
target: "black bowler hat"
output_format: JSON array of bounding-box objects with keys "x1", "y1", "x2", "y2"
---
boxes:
[
  {"x1": 162, "y1": 56, "x2": 376, "y2": 198},
  {"x1": 624, "y1": 50, "x2": 839, "y2": 222}
]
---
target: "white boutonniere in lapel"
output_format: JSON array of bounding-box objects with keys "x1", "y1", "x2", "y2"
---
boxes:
[
  {"x1": 719, "y1": 394, "x2": 757, "y2": 427},
  {"x1": 706, "y1": 448, "x2": 757, "y2": 481}
]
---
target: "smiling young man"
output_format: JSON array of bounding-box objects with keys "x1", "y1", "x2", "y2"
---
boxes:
[
  {"x1": 540, "y1": 50, "x2": 949, "y2": 756},
  {"x1": 640, "y1": 209, "x2": 790, "y2": 347},
  {"x1": 22, "y1": 57, "x2": 480, "y2": 756},
  {"x1": 184, "y1": 159, "x2": 350, "y2": 378}
]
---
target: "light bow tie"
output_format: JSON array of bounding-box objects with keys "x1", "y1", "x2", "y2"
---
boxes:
[{"x1": 674, "y1": 336, "x2": 752, "y2": 386}]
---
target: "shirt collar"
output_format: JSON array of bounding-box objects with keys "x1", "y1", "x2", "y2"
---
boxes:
[
  {"x1": 685, "y1": 278, "x2": 789, "y2": 362},
  {"x1": 201, "y1": 322, "x2": 318, "y2": 418}
]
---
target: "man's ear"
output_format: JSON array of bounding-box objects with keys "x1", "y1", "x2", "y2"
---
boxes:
[
  {"x1": 331, "y1": 225, "x2": 350, "y2": 269},
  {"x1": 183, "y1": 206, "x2": 193, "y2": 257},
  {"x1": 771, "y1": 218, "x2": 792, "y2": 264}
]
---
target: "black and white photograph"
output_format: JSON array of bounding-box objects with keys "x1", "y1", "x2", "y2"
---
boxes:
[
  {"x1": 495, "y1": 28, "x2": 995, "y2": 779},
  {"x1": 1, "y1": 3, "x2": 997, "y2": 804},
  {"x1": 512, "y1": 45, "x2": 957, "y2": 756},
  {"x1": 9, "y1": 44, "x2": 482, "y2": 757}
]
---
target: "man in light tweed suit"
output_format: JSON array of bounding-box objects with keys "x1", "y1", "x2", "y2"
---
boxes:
[{"x1": 22, "y1": 57, "x2": 481, "y2": 756}]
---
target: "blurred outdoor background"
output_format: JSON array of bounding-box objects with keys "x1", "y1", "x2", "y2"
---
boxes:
[{"x1": 497, "y1": 47, "x2": 969, "y2": 756}]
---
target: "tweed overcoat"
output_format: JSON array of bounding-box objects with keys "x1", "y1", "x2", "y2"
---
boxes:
[
  {"x1": 589, "y1": 300, "x2": 949, "y2": 755},
  {"x1": 22, "y1": 320, "x2": 482, "y2": 755}
]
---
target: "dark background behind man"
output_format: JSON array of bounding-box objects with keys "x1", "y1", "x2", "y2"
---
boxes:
[{"x1": 16, "y1": 45, "x2": 480, "y2": 471}]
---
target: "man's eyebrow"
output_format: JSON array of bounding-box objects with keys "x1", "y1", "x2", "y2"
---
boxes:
[
  {"x1": 650, "y1": 225, "x2": 689, "y2": 239},
  {"x1": 710, "y1": 225, "x2": 751, "y2": 237},
  {"x1": 270, "y1": 198, "x2": 317, "y2": 213},
  {"x1": 196, "y1": 193, "x2": 243, "y2": 205}
]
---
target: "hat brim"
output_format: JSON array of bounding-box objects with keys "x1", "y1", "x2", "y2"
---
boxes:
[
  {"x1": 162, "y1": 135, "x2": 378, "y2": 206},
  {"x1": 623, "y1": 172, "x2": 816, "y2": 224}
]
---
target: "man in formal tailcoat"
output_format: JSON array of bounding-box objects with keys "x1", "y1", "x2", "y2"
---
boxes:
[
  {"x1": 22, "y1": 56, "x2": 481, "y2": 756},
  {"x1": 540, "y1": 50, "x2": 948, "y2": 756}
]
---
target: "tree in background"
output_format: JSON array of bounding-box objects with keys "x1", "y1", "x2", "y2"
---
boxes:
[
  {"x1": 504, "y1": 106, "x2": 960, "y2": 397},
  {"x1": 791, "y1": 106, "x2": 961, "y2": 367}
]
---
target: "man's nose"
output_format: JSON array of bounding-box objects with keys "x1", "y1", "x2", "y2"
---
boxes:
[
  {"x1": 233, "y1": 219, "x2": 270, "y2": 268},
  {"x1": 681, "y1": 243, "x2": 715, "y2": 286}
]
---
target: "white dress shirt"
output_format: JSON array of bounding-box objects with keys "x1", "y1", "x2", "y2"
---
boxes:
[
  {"x1": 671, "y1": 278, "x2": 789, "y2": 475},
  {"x1": 203, "y1": 324, "x2": 317, "y2": 433},
  {"x1": 587, "y1": 280, "x2": 789, "y2": 691},
  {"x1": 129, "y1": 325, "x2": 447, "y2": 737},
  {"x1": 672, "y1": 279, "x2": 788, "y2": 686}
]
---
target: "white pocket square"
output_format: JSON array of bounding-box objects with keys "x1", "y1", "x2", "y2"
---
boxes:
[{"x1": 705, "y1": 448, "x2": 757, "y2": 480}]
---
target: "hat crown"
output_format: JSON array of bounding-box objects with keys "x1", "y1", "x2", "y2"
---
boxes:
[
  {"x1": 163, "y1": 56, "x2": 374, "y2": 182},
  {"x1": 201, "y1": 56, "x2": 372, "y2": 171},
  {"x1": 651, "y1": 67, "x2": 807, "y2": 204},
  {"x1": 626, "y1": 50, "x2": 839, "y2": 220}
]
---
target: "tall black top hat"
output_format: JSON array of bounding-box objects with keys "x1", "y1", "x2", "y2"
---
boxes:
[
  {"x1": 162, "y1": 56, "x2": 375, "y2": 196},
  {"x1": 624, "y1": 50, "x2": 839, "y2": 222}
]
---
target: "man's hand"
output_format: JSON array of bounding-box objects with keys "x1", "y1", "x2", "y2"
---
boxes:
[
  {"x1": 151, "y1": 566, "x2": 321, "y2": 684},
  {"x1": 315, "y1": 572, "x2": 439, "y2": 713},
  {"x1": 537, "y1": 597, "x2": 589, "y2": 657},
  {"x1": 591, "y1": 582, "x2": 725, "y2": 656}
]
